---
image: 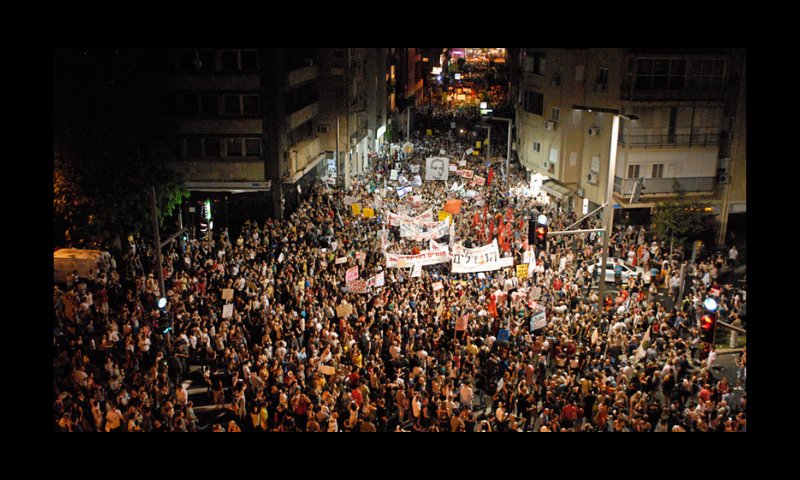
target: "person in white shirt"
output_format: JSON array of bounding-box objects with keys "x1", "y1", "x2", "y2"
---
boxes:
[{"x1": 459, "y1": 382, "x2": 474, "y2": 410}]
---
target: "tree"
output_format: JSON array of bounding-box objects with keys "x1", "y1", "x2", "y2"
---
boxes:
[
  {"x1": 651, "y1": 181, "x2": 715, "y2": 259},
  {"x1": 54, "y1": 49, "x2": 189, "y2": 247}
]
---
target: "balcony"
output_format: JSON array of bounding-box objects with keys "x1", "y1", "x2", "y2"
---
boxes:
[
  {"x1": 615, "y1": 176, "x2": 716, "y2": 196},
  {"x1": 622, "y1": 128, "x2": 721, "y2": 148}
]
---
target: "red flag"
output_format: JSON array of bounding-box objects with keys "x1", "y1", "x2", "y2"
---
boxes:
[
  {"x1": 472, "y1": 212, "x2": 478, "y2": 228},
  {"x1": 487, "y1": 167, "x2": 494, "y2": 186},
  {"x1": 488, "y1": 295, "x2": 498, "y2": 318}
]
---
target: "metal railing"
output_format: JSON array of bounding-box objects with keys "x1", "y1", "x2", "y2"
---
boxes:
[
  {"x1": 615, "y1": 176, "x2": 716, "y2": 196},
  {"x1": 622, "y1": 130, "x2": 721, "y2": 148}
]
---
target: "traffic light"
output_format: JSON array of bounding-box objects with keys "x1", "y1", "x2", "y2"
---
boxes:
[
  {"x1": 535, "y1": 225, "x2": 548, "y2": 248},
  {"x1": 700, "y1": 311, "x2": 717, "y2": 344},
  {"x1": 528, "y1": 219, "x2": 536, "y2": 246}
]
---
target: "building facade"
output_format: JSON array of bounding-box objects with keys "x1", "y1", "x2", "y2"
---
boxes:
[
  {"x1": 514, "y1": 48, "x2": 746, "y2": 246},
  {"x1": 147, "y1": 48, "x2": 394, "y2": 235}
]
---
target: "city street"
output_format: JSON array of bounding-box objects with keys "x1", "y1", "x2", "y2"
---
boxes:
[{"x1": 54, "y1": 48, "x2": 746, "y2": 433}]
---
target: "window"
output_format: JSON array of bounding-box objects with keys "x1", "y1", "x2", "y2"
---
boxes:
[
  {"x1": 531, "y1": 141, "x2": 541, "y2": 153},
  {"x1": 227, "y1": 138, "x2": 243, "y2": 157},
  {"x1": 688, "y1": 58, "x2": 725, "y2": 91},
  {"x1": 652, "y1": 164, "x2": 664, "y2": 178},
  {"x1": 221, "y1": 51, "x2": 238, "y2": 71},
  {"x1": 198, "y1": 50, "x2": 215, "y2": 71},
  {"x1": 240, "y1": 51, "x2": 258, "y2": 70},
  {"x1": 224, "y1": 95, "x2": 240, "y2": 115},
  {"x1": 549, "y1": 107, "x2": 560, "y2": 122},
  {"x1": 181, "y1": 94, "x2": 198, "y2": 115},
  {"x1": 201, "y1": 95, "x2": 217, "y2": 115},
  {"x1": 287, "y1": 121, "x2": 314, "y2": 147},
  {"x1": 221, "y1": 50, "x2": 259, "y2": 71},
  {"x1": 596, "y1": 67, "x2": 609, "y2": 86},
  {"x1": 591, "y1": 156, "x2": 600, "y2": 174},
  {"x1": 242, "y1": 95, "x2": 259, "y2": 115},
  {"x1": 185, "y1": 138, "x2": 202, "y2": 157},
  {"x1": 178, "y1": 50, "x2": 197, "y2": 71},
  {"x1": 222, "y1": 94, "x2": 259, "y2": 115},
  {"x1": 524, "y1": 91, "x2": 543, "y2": 116},
  {"x1": 634, "y1": 58, "x2": 687, "y2": 91},
  {"x1": 627, "y1": 164, "x2": 640, "y2": 179},
  {"x1": 245, "y1": 138, "x2": 261, "y2": 157},
  {"x1": 204, "y1": 138, "x2": 221, "y2": 157},
  {"x1": 522, "y1": 51, "x2": 546, "y2": 75}
]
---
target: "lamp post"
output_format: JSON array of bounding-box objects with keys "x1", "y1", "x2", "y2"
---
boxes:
[
  {"x1": 490, "y1": 116, "x2": 513, "y2": 188},
  {"x1": 572, "y1": 106, "x2": 638, "y2": 318}
]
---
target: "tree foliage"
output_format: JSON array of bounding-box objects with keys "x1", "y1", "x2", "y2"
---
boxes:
[
  {"x1": 651, "y1": 181, "x2": 714, "y2": 252},
  {"x1": 54, "y1": 49, "x2": 189, "y2": 247}
]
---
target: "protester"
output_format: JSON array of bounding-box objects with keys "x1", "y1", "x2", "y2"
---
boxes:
[{"x1": 53, "y1": 92, "x2": 745, "y2": 433}]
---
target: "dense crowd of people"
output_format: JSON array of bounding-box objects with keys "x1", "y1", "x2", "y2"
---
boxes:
[{"x1": 53, "y1": 104, "x2": 746, "y2": 433}]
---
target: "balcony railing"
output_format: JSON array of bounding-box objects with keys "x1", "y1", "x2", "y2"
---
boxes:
[
  {"x1": 621, "y1": 129, "x2": 721, "y2": 148},
  {"x1": 615, "y1": 176, "x2": 716, "y2": 196}
]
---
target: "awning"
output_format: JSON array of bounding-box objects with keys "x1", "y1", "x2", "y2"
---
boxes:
[
  {"x1": 185, "y1": 181, "x2": 271, "y2": 193},
  {"x1": 541, "y1": 180, "x2": 575, "y2": 201}
]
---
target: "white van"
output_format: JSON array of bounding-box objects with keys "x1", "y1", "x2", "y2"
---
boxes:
[{"x1": 53, "y1": 248, "x2": 112, "y2": 284}]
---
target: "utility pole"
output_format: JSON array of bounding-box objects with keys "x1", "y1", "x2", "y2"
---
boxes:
[
  {"x1": 150, "y1": 185, "x2": 165, "y2": 299},
  {"x1": 571, "y1": 106, "x2": 639, "y2": 313}
]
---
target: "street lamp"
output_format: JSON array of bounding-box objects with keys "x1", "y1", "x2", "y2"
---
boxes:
[
  {"x1": 572, "y1": 106, "x2": 638, "y2": 316},
  {"x1": 490, "y1": 116, "x2": 513, "y2": 188}
]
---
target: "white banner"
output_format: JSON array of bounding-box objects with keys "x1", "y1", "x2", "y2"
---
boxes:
[
  {"x1": 385, "y1": 248, "x2": 452, "y2": 268},
  {"x1": 405, "y1": 195, "x2": 423, "y2": 208},
  {"x1": 400, "y1": 216, "x2": 451, "y2": 242},
  {"x1": 388, "y1": 209, "x2": 434, "y2": 227},
  {"x1": 451, "y1": 239, "x2": 514, "y2": 273}
]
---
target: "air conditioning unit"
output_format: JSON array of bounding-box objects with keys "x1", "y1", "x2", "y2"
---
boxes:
[
  {"x1": 544, "y1": 121, "x2": 555, "y2": 131},
  {"x1": 317, "y1": 125, "x2": 331, "y2": 134},
  {"x1": 543, "y1": 161, "x2": 551, "y2": 170},
  {"x1": 588, "y1": 127, "x2": 601, "y2": 137},
  {"x1": 717, "y1": 174, "x2": 731, "y2": 184},
  {"x1": 587, "y1": 172, "x2": 598, "y2": 184}
]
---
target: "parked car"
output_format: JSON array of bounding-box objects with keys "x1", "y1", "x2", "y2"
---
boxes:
[{"x1": 588, "y1": 258, "x2": 651, "y2": 285}]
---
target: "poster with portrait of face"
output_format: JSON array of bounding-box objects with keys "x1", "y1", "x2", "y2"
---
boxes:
[{"x1": 426, "y1": 157, "x2": 449, "y2": 181}]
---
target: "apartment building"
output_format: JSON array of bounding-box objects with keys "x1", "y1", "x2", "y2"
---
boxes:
[
  {"x1": 149, "y1": 48, "x2": 393, "y2": 234},
  {"x1": 514, "y1": 48, "x2": 746, "y2": 246}
]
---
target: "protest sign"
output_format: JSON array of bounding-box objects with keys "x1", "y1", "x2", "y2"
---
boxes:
[
  {"x1": 443, "y1": 199, "x2": 462, "y2": 214},
  {"x1": 345, "y1": 266, "x2": 359, "y2": 283},
  {"x1": 451, "y1": 239, "x2": 514, "y2": 273},
  {"x1": 516, "y1": 264, "x2": 528, "y2": 279},
  {"x1": 456, "y1": 315, "x2": 469, "y2": 331},
  {"x1": 385, "y1": 248, "x2": 451, "y2": 268},
  {"x1": 425, "y1": 157, "x2": 449, "y2": 181}
]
